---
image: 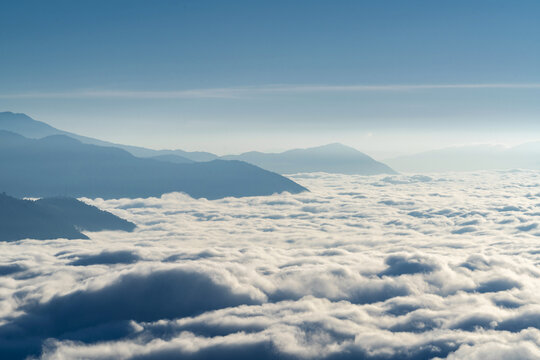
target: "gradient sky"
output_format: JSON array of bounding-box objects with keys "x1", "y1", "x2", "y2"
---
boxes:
[{"x1": 1, "y1": 0, "x2": 539, "y2": 158}]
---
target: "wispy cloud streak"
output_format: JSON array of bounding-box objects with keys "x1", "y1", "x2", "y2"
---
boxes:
[{"x1": 1, "y1": 83, "x2": 540, "y2": 99}]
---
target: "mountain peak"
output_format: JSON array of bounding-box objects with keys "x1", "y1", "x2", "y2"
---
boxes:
[
  {"x1": 0, "y1": 111, "x2": 44, "y2": 124},
  {"x1": 223, "y1": 143, "x2": 396, "y2": 175},
  {"x1": 0, "y1": 111, "x2": 61, "y2": 139},
  {"x1": 302, "y1": 143, "x2": 362, "y2": 154},
  {"x1": 318, "y1": 142, "x2": 351, "y2": 149},
  {"x1": 0, "y1": 111, "x2": 29, "y2": 116}
]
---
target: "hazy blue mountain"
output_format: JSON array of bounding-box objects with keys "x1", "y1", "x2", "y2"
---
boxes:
[
  {"x1": 0, "y1": 131, "x2": 307, "y2": 199},
  {"x1": 151, "y1": 154, "x2": 195, "y2": 164},
  {"x1": 222, "y1": 143, "x2": 397, "y2": 175},
  {"x1": 385, "y1": 144, "x2": 540, "y2": 173},
  {"x1": 0, "y1": 112, "x2": 61, "y2": 138},
  {"x1": 0, "y1": 112, "x2": 394, "y2": 173},
  {"x1": 0, "y1": 193, "x2": 135, "y2": 241},
  {"x1": 129, "y1": 147, "x2": 218, "y2": 162},
  {"x1": 0, "y1": 111, "x2": 218, "y2": 162},
  {"x1": 511, "y1": 140, "x2": 540, "y2": 154}
]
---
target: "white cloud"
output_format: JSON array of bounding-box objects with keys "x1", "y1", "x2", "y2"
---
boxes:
[{"x1": 1, "y1": 170, "x2": 540, "y2": 359}]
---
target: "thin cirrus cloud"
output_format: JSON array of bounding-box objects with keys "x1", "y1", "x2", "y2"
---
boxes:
[{"x1": 1, "y1": 83, "x2": 540, "y2": 99}]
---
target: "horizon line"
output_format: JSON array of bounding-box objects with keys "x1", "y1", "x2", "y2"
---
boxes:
[{"x1": 1, "y1": 83, "x2": 540, "y2": 99}]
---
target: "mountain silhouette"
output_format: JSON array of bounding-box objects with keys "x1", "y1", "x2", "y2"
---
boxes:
[
  {"x1": 385, "y1": 144, "x2": 540, "y2": 173},
  {"x1": 0, "y1": 193, "x2": 135, "y2": 241},
  {"x1": 151, "y1": 154, "x2": 195, "y2": 164},
  {"x1": 0, "y1": 111, "x2": 218, "y2": 162},
  {"x1": 222, "y1": 143, "x2": 397, "y2": 175},
  {"x1": 0, "y1": 131, "x2": 307, "y2": 199},
  {"x1": 0, "y1": 112, "x2": 396, "y2": 174}
]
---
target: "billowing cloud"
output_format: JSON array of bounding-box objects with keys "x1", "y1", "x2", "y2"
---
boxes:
[{"x1": 1, "y1": 170, "x2": 540, "y2": 359}]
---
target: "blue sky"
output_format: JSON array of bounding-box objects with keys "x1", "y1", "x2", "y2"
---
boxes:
[{"x1": 1, "y1": 0, "x2": 539, "y2": 157}]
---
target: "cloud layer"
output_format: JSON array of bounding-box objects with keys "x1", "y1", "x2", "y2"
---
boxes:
[{"x1": 1, "y1": 170, "x2": 540, "y2": 359}]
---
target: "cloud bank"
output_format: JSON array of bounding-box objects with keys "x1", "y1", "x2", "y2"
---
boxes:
[{"x1": 1, "y1": 170, "x2": 540, "y2": 359}]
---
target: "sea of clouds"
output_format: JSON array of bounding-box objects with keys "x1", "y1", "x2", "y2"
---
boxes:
[{"x1": 1, "y1": 170, "x2": 540, "y2": 359}]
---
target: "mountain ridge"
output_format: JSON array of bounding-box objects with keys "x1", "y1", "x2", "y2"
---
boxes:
[
  {"x1": 222, "y1": 142, "x2": 397, "y2": 175},
  {"x1": 0, "y1": 130, "x2": 307, "y2": 199},
  {"x1": 0, "y1": 193, "x2": 135, "y2": 241},
  {"x1": 0, "y1": 111, "x2": 218, "y2": 162},
  {"x1": 0, "y1": 112, "x2": 396, "y2": 174}
]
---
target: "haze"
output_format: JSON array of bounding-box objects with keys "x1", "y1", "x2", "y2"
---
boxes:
[{"x1": 1, "y1": 0, "x2": 539, "y2": 157}]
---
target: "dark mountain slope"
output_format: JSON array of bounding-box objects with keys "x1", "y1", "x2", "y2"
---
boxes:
[
  {"x1": 0, "y1": 131, "x2": 307, "y2": 199},
  {"x1": 0, "y1": 193, "x2": 135, "y2": 241},
  {"x1": 35, "y1": 197, "x2": 135, "y2": 232}
]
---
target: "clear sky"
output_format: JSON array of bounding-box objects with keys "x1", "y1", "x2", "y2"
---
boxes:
[{"x1": 1, "y1": 0, "x2": 539, "y2": 158}]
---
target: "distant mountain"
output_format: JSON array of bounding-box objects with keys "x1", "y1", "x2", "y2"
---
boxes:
[
  {"x1": 0, "y1": 112, "x2": 395, "y2": 174},
  {"x1": 0, "y1": 131, "x2": 307, "y2": 199},
  {"x1": 385, "y1": 144, "x2": 540, "y2": 173},
  {"x1": 0, "y1": 193, "x2": 135, "y2": 241},
  {"x1": 511, "y1": 140, "x2": 540, "y2": 154},
  {"x1": 0, "y1": 111, "x2": 218, "y2": 162},
  {"x1": 0, "y1": 111, "x2": 61, "y2": 138},
  {"x1": 222, "y1": 143, "x2": 397, "y2": 175},
  {"x1": 151, "y1": 154, "x2": 195, "y2": 164}
]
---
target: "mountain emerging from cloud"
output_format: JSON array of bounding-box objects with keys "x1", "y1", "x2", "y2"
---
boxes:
[
  {"x1": 0, "y1": 131, "x2": 307, "y2": 199},
  {"x1": 222, "y1": 143, "x2": 397, "y2": 175},
  {"x1": 386, "y1": 144, "x2": 540, "y2": 173},
  {"x1": 0, "y1": 193, "x2": 135, "y2": 241}
]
